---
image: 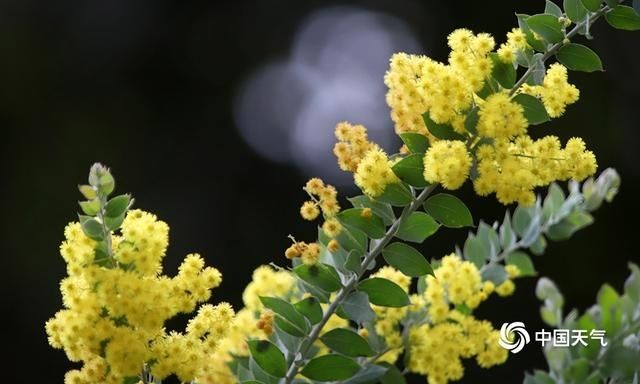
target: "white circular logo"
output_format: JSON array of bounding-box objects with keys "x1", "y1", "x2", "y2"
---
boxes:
[{"x1": 499, "y1": 322, "x2": 530, "y2": 354}]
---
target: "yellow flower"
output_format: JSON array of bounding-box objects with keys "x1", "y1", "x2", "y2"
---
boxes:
[
  {"x1": 423, "y1": 140, "x2": 472, "y2": 190},
  {"x1": 477, "y1": 92, "x2": 528, "y2": 139},
  {"x1": 354, "y1": 148, "x2": 399, "y2": 197},
  {"x1": 300, "y1": 201, "x2": 320, "y2": 221}
]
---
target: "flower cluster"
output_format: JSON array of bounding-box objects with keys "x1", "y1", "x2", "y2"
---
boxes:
[
  {"x1": 385, "y1": 29, "x2": 494, "y2": 138},
  {"x1": 474, "y1": 136, "x2": 597, "y2": 205},
  {"x1": 370, "y1": 27, "x2": 595, "y2": 205},
  {"x1": 198, "y1": 265, "x2": 347, "y2": 384},
  {"x1": 406, "y1": 254, "x2": 517, "y2": 384},
  {"x1": 496, "y1": 28, "x2": 529, "y2": 63},
  {"x1": 522, "y1": 63, "x2": 580, "y2": 117},
  {"x1": 46, "y1": 210, "x2": 233, "y2": 384},
  {"x1": 292, "y1": 177, "x2": 344, "y2": 264},
  {"x1": 354, "y1": 147, "x2": 400, "y2": 197},
  {"x1": 423, "y1": 140, "x2": 473, "y2": 190},
  {"x1": 333, "y1": 121, "x2": 376, "y2": 172}
]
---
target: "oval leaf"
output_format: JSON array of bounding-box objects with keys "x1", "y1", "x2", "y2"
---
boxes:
[
  {"x1": 526, "y1": 14, "x2": 564, "y2": 43},
  {"x1": 294, "y1": 297, "x2": 323, "y2": 325},
  {"x1": 580, "y1": 0, "x2": 602, "y2": 12},
  {"x1": 376, "y1": 183, "x2": 413, "y2": 207},
  {"x1": 79, "y1": 215, "x2": 104, "y2": 241},
  {"x1": 422, "y1": 112, "x2": 466, "y2": 140},
  {"x1": 260, "y1": 297, "x2": 308, "y2": 336},
  {"x1": 512, "y1": 93, "x2": 551, "y2": 125},
  {"x1": 382, "y1": 242, "x2": 433, "y2": 277},
  {"x1": 489, "y1": 52, "x2": 516, "y2": 88},
  {"x1": 358, "y1": 277, "x2": 410, "y2": 308},
  {"x1": 506, "y1": 251, "x2": 537, "y2": 277},
  {"x1": 564, "y1": 0, "x2": 588, "y2": 22},
  {"x1": 340, "y1": 291, "x2": 376, "y2": 323},
  {"x1": 105, "y1": 194, "x2": 131, "y2": 218},
  {"x1": 348, "y1": 195, "x2": 396, "y2": 225},
  {"x1": 320, "y1": 328, "x2": 375, "y2": 357},
  {"x1": 247, "y1": 340, "x2": 287, "y2": 378},
  {"x1": 399, "y1": 132, "x2": 429, "y2": 153},
  {"x1": 396, "y1": 212, "x2": 439, "y2": 243},
  {"x1": 337, "y1": 208, "x2": 386, "y2": 239},
  {"x1": 300, "y1": 354, "x2": 360, "y2": 381},
  {"x1": 294, "y1": 263, "x2": 342, "y2": 292},
  {"x1": 557, "y1": 43, "x2": 603, "y2": 72},
  {"x1": 392, "y1": 154, "x2": 429, "y2": 188},
  {"x1": 423, "y1": 193, "x2": 473, "y2": 228},
  {"x1": 605, "y1": 5, "x2": 640, "y2": 31}
]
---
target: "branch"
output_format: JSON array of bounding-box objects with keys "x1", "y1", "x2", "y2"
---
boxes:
[{"x1": 283, "y1": 185, "x2": 438, "y2": 383}]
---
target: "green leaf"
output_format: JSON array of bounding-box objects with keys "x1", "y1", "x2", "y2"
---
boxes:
[
  {"x1": 424, "y1": 193, "x2": 473, "y2": 228},
  {"x1": 606, "y1": 5, "x2": 640, "y2": 30},
  {"x1": 624, "y1": 263, "x2": 640, "y2": 301},
  {"x1": 344, "y1": 250, "x2": 362, "y2": 274},
  {"x1": 79, "y1": 199, "x2": 101, "y2": 216},
  {"x1": 380, "y1": 363, "x2": 407, "y2": 384},
  {"x1": 528, "y1": 53, "x2": 546, "y2": 85},
  {"x1": 105, "y1": 194, "x2": 131, "y2": 218},
  {"x1": 247, "y1": 340, "x2": 287, "y2": 378},
  {"x1": 463, "y1": 234, "x2": 485, "y2": 269},
  {"x1": 358, "y1": 277, "x2": 410, "y2": 307},
  {"x1": 104, "y1": 213, "x2": 126, "y2": 232},
  {"x1": 481, "y1": 264, "x2": 508, "y2": 285},
  {"x1": 464, "y1": 107, "x2": 479, "y2": 135},
  {"x1": 399, "y1": 132, "x2": 429, "y2": 153},
  {"x1": 78, "y1": 184, "x2": 97, "y2": 200},
  {"x1": 376, "y1": 183, "x2": 413, "y2": 207},
  {"x1": 294, "y1": 263, "x2": 342, "y2": 292},
  {"x1": 489, "y1": 53, "x2": 516, "y2": 89},
  {"x1": 79, "y1": 215, "x2": 104, "y2": 241},
  {"x1": 347, "y1": 365, "x2": 388, "y2": 384},
  {"x1": 546, "y1": 210, "x2": 593, "y2": 240},
  {"x1": 382, "y1": 242, "x2": 434, "y2": 277},
  {"x1": 526, "y1": 14, "x2": 565, "y2": 44},
  {"x1": 337, "y1": 208, "x2": 386, "y2": 239},
  {"x1": 580, "y1": 0, "x2": 602, "y2": 12},
  {"x1": 260, "y1": 297, "x2": 308, "y2": 337},
  {"x1": 512, "y1": 206, "x2": 533, "y2": 237},
  {"x1": 294, "y1": 297, "x2": 323, "y2": 325},
  {"x1": 543, "y1": 183, "x2": 566, "y2": 221},
  {"x1": 546, "y1": 0, "x2": 564, "y2": 16},
  {"x1": 506, "y1": 251, "x2": 537, "y2": 276},
  {"x1": 557, "y1": 43, "x2": 603, "y2": 72},
  {"x1": 500, "y1": 212, "x2": 516, "y2": 250},
  {"x1": 392, "y1": 154, "x2": 429, "y2": 188},
  {"x1": 348, "y1": 195, "x2": 395, "y2": 225},
  {"x1": 564, "y1": 0, "x2": 588, "y2": 22},
  {"x1": 320, "y1": 328, "x2": 375, "y2": 357},
  {"x1": 341, "y1": 291, "x2": 376, "y2": 323},
  {"x1": 422, "y1": 112, "x2": 466, "y2": 141},
  {"x1": 334, "y1": 225, "x2": 368, "y2": 254},
  {"x1": 396, "y1": 212, "x2": 439, "y2": 243},
  {"x1": 517, "y1": 14, "x2": 548, "y2": 52},
  {"x1": 300, "y1": 354, "x2": 360, "y2": 381},
  {"x1": 512, "y1": 94, "x2": 551, "y2": 125}
]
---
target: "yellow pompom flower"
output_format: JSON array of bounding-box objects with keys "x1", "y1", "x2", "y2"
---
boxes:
[
  {"x1": 333, "y1": 121, "x2": 375, "y2": 172},
  {"x1": 423, "y1": 140, "x2": 472, "y2": 190},
  {"x1": 477, "y1": 92, "x2": 528, "y2": 139},
  {"x1": 322, "y1": 218, "x2": 342, "y2": 238},
  {"x1": 47, "y1": 210, "x2": 233, "y2": 383},
  {"x1": 300, "y1": 201, "x2": 320, "y2": 221},
  {"x1": 354, "y1": 147, "x2": 399, "y2": 197}
]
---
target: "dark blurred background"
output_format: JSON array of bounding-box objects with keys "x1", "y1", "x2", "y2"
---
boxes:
[{"x1": 1, "y1": 0, "x2": 638, "y2": 382}]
